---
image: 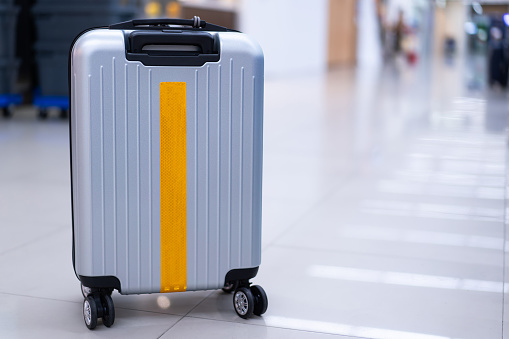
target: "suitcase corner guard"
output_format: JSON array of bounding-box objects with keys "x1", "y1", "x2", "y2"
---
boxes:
[
  {"x1": 80, "y1": 275, "x2": 121, "y2": 293},
  {"x1": 224, "y1": 266, "x2": 259, "y2": 285}
]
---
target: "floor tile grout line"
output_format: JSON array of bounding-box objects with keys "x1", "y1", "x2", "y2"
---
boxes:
[
  {"x1": 0, "y1": 290, "x2": 205, "y2": 318},
  {"x1": 181, "y1": 290, "x2": 215, "y2": 317},
  {"x1": 0, "y1": 290, "x2": 359, "y2": 338},
  {"x1": 157, "y1": 291, "x2": 215, "y2": 338},
  {"x1": 112, "y1": 290, "x2": 212, "y2": 317},
  {"x1": 156, "y1": 315, "x2": 186, "y2": 339},
  {"x1": 11, "y1": 288, "x2": 401, "y2": 339},
  {"x1": 108, "y1": 305, "x2": 187, "y2": 316},
  {"x1": 0, "y1": 225, "x2": 69, "y2": 257},
  {"x1": 183, "y1": 314, "x2": 366, "y2": 338},
  {"x1": 0, "y1": 291, "x2": 83, "y2": 305}
]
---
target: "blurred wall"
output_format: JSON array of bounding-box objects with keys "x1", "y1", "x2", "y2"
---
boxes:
[
  {"x1": 356, "y1": 0, "x2": 382, "y2": 67},
  {"x1": 385, "y1": 0, "x2": 414, "y2": 25},
  {"x1": 434, "y1": 1, "x2": 467, "y2": 56},
  {"x1": 179, "y1": 0, "x2": 238, "y2": 30},
  {"x1": 328, "y1": 0, "x2": 357, "y2": 67},
  {"x1": 239, "y1": 0, "x2": 329, "y2": 77}
]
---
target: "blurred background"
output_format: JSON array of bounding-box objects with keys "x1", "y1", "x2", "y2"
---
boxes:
[
  {"x1": 2, "y1": 0, "x2": 509, "y2": 338},
  {"x1": 0, "y1": 0, "x2": 508, "y2": 117}
]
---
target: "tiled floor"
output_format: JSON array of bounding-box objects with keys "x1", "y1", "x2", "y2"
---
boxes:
[{"x1": 1, "y1": 55, "x2": 508, "y2": 338}]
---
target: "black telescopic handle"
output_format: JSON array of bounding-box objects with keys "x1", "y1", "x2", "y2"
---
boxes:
[{"x1": 109, "y1": 16, "x2": 233, "y2": 32}]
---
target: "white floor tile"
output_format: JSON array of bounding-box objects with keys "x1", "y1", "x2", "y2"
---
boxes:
[
  {"x1": 261, "y1": 197, "x2": 318, "y2": 248},
  {"x1": 0, "y1": 293, "x2": 179, "y2": 338},
  {"x1": 0, "y1": 228, "x2": 92, "y2": 302},
  {"x1": 274, "y1": 195, "x2": 504, "y2": 267},
  {"x1": 112, "y1": 290, "x2": 213, "y2": 316},
  {"x1": 0, "y1": 218, "x2": 64, "y2": 255},
  {"x1": 0, "y1": 228, "x2": 213, "y2": 316},
  {"x1": 1, "y1": 58, "x2": 508, "y2": 338},
  {"x1": 0, "y1": 182, "x2": 71, "y2": 226},
  {"x1": 161, "y1": 317, "x2": 347, "y2": 339},
  {"x1": 189, "y1": 246, "x2": 502, "y2": 339}
]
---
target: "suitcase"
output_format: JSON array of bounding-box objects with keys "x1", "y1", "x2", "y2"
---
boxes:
[{"x1": 69, "y1": 17, "x2": 266, "y2": 329}]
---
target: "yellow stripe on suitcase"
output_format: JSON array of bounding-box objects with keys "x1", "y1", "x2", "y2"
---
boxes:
[{"x1": 159, "y1": 82, "x2": 187, "y2": 293}]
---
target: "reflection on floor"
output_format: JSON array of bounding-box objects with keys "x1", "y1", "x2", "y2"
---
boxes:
[{"x1": 0, "y1": 56, "x2": 508, "y2": 339}]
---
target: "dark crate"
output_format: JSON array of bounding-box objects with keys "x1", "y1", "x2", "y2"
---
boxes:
[
  {"x1": 33, "y1": 4, "x2": 138, "y2": 44},
  {"x1": 0, "y1": 58, "x2": 18, "y2": 94},
  {"x1": 0, "y1": 5, "x2": 18, "y2": 59},
  {"x1": 35, "y1": 44, "x2": 68, "y2": 96},
  {"x1": 35, "y1": 0, "x2": 138, "y2": 5}
]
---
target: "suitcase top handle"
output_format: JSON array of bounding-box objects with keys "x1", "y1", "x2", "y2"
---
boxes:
[
  {"x1": 125, "y1": 30, "x2": 220, "y2": 66},
  {"x1": 110, "y1": 16, "x2": 235, "y2": 33}
]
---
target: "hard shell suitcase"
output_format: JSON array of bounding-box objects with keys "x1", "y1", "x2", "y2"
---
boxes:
[{"x1": 69, "y1": 17, "x2": 266, "y2": 329}]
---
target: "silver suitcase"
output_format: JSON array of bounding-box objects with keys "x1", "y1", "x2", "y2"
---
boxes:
[{"x1": 69, "y1": 17, "x2": 266, "y2": 329}]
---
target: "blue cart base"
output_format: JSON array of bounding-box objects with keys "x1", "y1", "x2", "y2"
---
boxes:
[
  {"x1": 0, "y1": 94, "x2": 22, "y2": 118},
  {"x1": 33, "y1": 95, "x2": 69, "y2": 119}
]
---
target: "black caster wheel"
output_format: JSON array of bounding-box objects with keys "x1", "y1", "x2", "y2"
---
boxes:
[
  {"x1": 222, "y1": 281, "x2": 238, "y2": 293},
  {"x1": 83, "y1": 295, "x2": 98, "y2": 330},
  {"x1": 101, "y1": 294, "x2": 115, "y2": 327},
  {"x1": 250, "y1": 285, "x2": 268, "y2": 316},
  {"x1": 59, "y1": 109, "x2": 68, "y2": 119},
  {"x1": 38, "y1": 109, "x2": 48, "y2": 119},
  {"x1": 81, "y1": 283, "x2": 92, "y2": 298},
  {"x1": 1, "y1": 107, "x2": 11, "y2": 118},
  {"x1": 233, "y1": 287, "x2": 254, "y2": 319}
]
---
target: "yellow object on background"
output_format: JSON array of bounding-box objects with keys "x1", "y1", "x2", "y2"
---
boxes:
[
  {"x1": 145, "y1": 1, "x2": 162, "y2": 18},
  {"x1": 159, "y1": 82, "x2": 187, "y2": 293},
  {"x1": 166, "y1": 1, "x2": 182, "y2": 18}
]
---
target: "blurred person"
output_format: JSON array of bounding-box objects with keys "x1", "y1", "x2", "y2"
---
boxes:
[
  {"x1": 377, "y1": 0, "x2": 390, "y2": 59},
  {"x1": 488, "y1": 24, "x2": 508, "y2": 88},
  {"x1": 391, "y1": 9, "x2": 417, "y2": 66},
  {"x1": 394, "y1": 9, "x2": 406, "y2": 55},
  {"x1": 444, "y1": 36, "x2": 456, "y2": 59}
]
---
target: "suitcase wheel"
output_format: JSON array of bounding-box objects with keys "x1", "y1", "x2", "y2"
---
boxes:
[
  {"x1": 250, "y1": 285, "x2": 268, "y2": 316},
  {"x1": 82, "y1": 289, "x2": 115, "y2": 330},
  {"x1": 37, "y1": 108, "x2": 68, "y2": 120},
  {"x1": 101, "y1": 294, "x2": 115, "y2": 328},
  {"x1": 1, "y1": 107, "x2": 11, "y2": 119},
  {"x1": 83, "y1": 296, "x2": 98, "y2": 330},
  {"x1": 38, "y1": 109, "x2": 48, "y2": 120},
  {"x1": 233, "y1": 287, "x2": 254, "y2": 319},
  {"x1": 232, "y1": 283, "x2": 268, "y2": 319},
  {"x1": 59, "y1": 109, "x2": 68, "y2": 120}
]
